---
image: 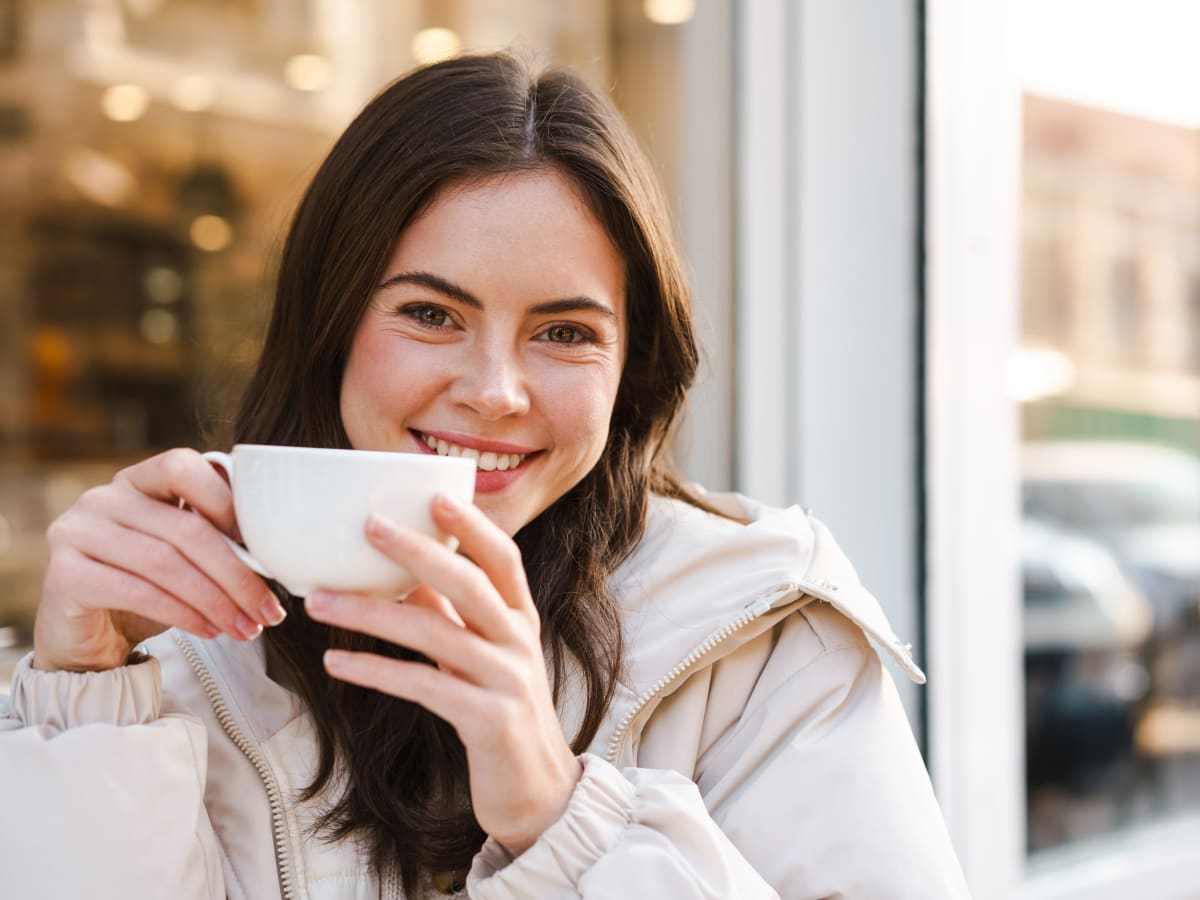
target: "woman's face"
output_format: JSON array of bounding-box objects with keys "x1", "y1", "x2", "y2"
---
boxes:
[{"x1": 340, "y1": 169, "x2": 627, "y2": 536}]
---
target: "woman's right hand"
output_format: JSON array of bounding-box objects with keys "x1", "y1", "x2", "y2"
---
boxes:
[{"x1": 32, "y1": 448, "x2": 288, "y2": 673}]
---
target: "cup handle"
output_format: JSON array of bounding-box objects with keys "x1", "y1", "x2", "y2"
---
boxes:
[{"x1": 201, "y1": 450, "x2": 273, "y2": 581}]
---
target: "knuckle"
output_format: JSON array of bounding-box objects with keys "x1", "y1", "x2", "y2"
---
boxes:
[
  {"x1": 129, "y1": 578, "x2": 169, "y2": 614},
  {"x1": 159, "y1": 447, "x2": 201, "y2": 484},
  {"x1": 181, "y1": 613, "x2": 213, "y2": 636},
  {"x1": 178, "y1": 509, "x2": 212, "y2": 543},
  {"x1": 407, "y1": 538, "x2": 435, "y2": 564},
  {"x1": 74, "y1": 485, "x2": 108, "y2": 512},
  {"x1": 44, "y1": 514, "x2": 73, "y2": 546},
  {"x1": 231, "y1": 565, "x2": 264, "y2": 600},
  {"x1": 361, "y1": 602, "x2": 390, "y2": 631},
  {"x1": 466, "y1": 569, "x2": 494, "y2": 601},
  {"x1": 178, "y1": 569, "x2": 218, "y2": 614},
  {"x1": 501, "y1": 541, "x2": 522, "y2": 570},
  {"x1": 522, "y1": 609, "x2": 542, "y2": 641},
  {"x1": 491, "y1": 697, "x2": 524, "y2": 732},
  {"x1": 143, "y1": 538, "x2": 182, "y2": 575},
  {"x1": 493, "y1": 655, "x2": 526, "y2": 692},
  {"x1": 44, "y1": 545, "x2": 83, "y2": 583},
  {"x1": 197, "y1": 589, "x2": 238, "y2": 627}
]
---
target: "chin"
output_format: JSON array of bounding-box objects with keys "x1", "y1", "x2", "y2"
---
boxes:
[{"x1": 473, "y1": 501, "x2": 523, "y2": 537}]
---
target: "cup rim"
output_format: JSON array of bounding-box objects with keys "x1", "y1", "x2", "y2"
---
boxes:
[{"x1": 230, "y1": 443, "x2": 476, "y2": 468}]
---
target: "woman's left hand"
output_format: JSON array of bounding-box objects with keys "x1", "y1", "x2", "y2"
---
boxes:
[{"x1": 304, "y1": 493, "x2": 582, "y2": 858}]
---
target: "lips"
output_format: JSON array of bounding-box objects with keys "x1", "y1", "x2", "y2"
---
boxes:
[
  {"x1": 416, "y1": 432, "x2": 527, "y2": 472},
  {"x1": 410, "y1": 430, "x2": 541, "y2": 493}
]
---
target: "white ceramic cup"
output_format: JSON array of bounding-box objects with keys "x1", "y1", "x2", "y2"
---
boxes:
[{"x1": 202, "y1": 444, "x2": 476, "y2": 598}]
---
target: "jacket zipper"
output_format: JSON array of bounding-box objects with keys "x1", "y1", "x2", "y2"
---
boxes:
[
  {"x1": 605, "y1": 582, "x2": 802, "y2": 764},
  {"x1": 174, "y1": 580, "x2": 817, "y2": 894},
  {"x1": 174, "y1": 633, "x2": 299, "y2": 900}
]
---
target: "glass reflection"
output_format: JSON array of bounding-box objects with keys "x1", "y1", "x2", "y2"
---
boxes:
[{"x1": 1020, "y1": 83, "x2": 1200, "y2": 852}]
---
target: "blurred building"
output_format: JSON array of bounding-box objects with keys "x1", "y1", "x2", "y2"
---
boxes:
[
  {"x1": 0, "y1": 0, "x2": 713, "y2": 633},
  {"x1": 1021, "y1": 93, "x2": 1200, "y2": 447}
]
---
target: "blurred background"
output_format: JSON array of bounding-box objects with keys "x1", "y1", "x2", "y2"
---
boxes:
[{"x1": 0, "y1": 1, "x2": 1196, "y2": 897}]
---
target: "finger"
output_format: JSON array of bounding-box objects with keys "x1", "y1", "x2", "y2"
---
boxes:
[
  {"x1": 56, "y1": 546, "x2": 225, "y2": 640},
  {"x1": 58, "y1": 511, "x2": 263, "y2": 640},
  {"x1": 323, "y1": 648, "x2": 491, "y2": 735},
  {"x1": 364, "y1": 515, "x2": 515, "y2": 641},
  {"x1": 117, "y1": 448, "x2": 239, "y2": 539},
  {"x1": 402, "y1": 584, "x2": 465, "y2": 628},
  {"x1": 305, "y1": 592, "x2": 509, "y2": 685},
  {"x1": 431, "y1": 494, "x2": 533, "y2": 613},
  {"x1": 90, "y1": 484, "x2": 285, "y2": 628},
  {"x1": 399, "y1": 587, "x2": 470, "y2": 677}
]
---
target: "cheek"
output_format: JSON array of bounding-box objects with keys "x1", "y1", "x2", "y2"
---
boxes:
[
  {"x1": 556, "y1": 366, "x2": 622, "y2": 458},
  {"x1": 340, "y1": 330, "x2": 405, "y2": 439}
]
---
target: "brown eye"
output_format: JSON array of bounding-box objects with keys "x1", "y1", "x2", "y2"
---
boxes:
[
  {"x1": 409, "y1": 305, "x2": 449, "y2": 327},
  {"x1": 546, "y1": 325, "x2": 579, "y2": 343}
]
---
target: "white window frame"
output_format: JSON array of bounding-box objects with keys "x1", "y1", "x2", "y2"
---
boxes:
[
  {"x1": 732, "y1": 0, "x2": 924, "y2": 722},
  {"x1": 924, "y1": 0, "x2": 1026, "y2": 891}
]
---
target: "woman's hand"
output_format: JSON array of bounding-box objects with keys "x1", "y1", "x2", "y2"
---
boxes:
[
  {"x1": 34, "y1": 448, "x2": 288, "y2": 673},
  {"x1": 304, "y1": 493, "x2": 582, "y2": 857}
]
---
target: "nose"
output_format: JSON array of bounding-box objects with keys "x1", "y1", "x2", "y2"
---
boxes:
[{"x1": 451, "y1": 342, "x2": 531, "y2": 420}]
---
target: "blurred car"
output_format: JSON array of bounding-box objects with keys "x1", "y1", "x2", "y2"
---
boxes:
[
  {"x1": 1022, "y1": 440, "x2": 1200, "y2": 636},
  {"x1": 1022, "y1": 516, "x2": 1153, "y2": 793},
  {"x1": 1023, "y1": 516, "x2": 1153, "y2": 656}
]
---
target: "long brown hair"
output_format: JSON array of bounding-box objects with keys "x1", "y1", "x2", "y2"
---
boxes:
[{"x1": 235, "y1": 52, "x2": 703, "y2": 892}]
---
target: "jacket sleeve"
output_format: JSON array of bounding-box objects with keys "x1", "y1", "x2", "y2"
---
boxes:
[
  {"x1": 0, "y1": 653, "x2": 225, "y2": 900},
  {"x1": 693, "y1": 601, "x2": 971, "y2": 898},
  {"x1": 466, "y1": 602, "x2": 971, "y2": 899},
  {"x1": 468, "y1": 751, "x2": 774, "y2": 898}
]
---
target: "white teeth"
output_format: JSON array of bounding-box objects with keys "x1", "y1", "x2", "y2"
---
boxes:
[{"x1": 418, "y1": 433, "x2": 528, "y2": 470}]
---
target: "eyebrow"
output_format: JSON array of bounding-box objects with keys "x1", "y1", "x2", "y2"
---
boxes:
[{"x1": 376, "y1": 270, "x2": 617, "y2": 321}]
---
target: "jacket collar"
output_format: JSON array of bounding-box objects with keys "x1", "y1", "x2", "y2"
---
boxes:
[{"x1": 611, "y1": 492, "x2": 924, "y2": 689}]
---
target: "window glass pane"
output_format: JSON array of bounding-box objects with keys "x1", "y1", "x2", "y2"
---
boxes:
[
  {"x1": 0, "y1": 0, "x2": 699, "y2": 685},
  {"x1": 1016, "y1": 0, "x2": 1200, "y2": 857}
]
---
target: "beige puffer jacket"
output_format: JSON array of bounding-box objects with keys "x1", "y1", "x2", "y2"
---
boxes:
[{"x1": 0, "y1": 493, "x2": 971, "y2": 899}]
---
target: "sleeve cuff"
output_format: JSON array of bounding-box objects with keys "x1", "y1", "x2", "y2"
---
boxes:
[
  {"x1": 468, "y1": 753, "x2": 635, "y2": 896},
  {"x1": 9, "y1": 651, "x2": 164, "y2": 732}
]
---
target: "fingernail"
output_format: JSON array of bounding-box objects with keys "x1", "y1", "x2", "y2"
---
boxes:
[
  {"x1": 261, "y1": 595, "x2": 287, "y2": 626},
  {"x1": 324, "y1": 649, "x2": 347, "y2": 672},
  {"x1": 235, "y1": 613, "x2": 262, "y2": 640},
  {"x1": 366, "y1": 513, "x2": 398, "y2": 540},
  {"x1": 203, "y1": 623, "x2": 222, "y2": 639},
  {"x1": 435, "y1": 492, "x2": 460, "y2": 513}
]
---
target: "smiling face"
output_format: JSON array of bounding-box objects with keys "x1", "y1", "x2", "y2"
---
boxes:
[{"x1": 339, "y1": 169, "x2": 627, "y2": 536}]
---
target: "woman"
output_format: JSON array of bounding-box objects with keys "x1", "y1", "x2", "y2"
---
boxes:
[{"x1": 1, "y1": 53, "x2": 969, "y2": 898}]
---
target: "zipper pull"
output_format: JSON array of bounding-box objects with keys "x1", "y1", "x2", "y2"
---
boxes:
[
  {"x1": 745, "y1": 596, "x2": 774, "y2": 617},
  {"x1": 745, "y1": 582, "x2": 801, "y2": 616}
]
